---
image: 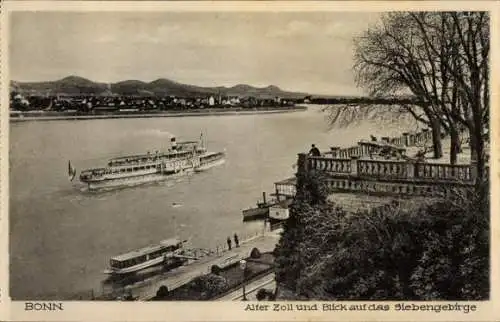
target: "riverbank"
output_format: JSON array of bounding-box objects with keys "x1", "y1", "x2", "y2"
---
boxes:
[{"x1": 9, "y1": 106, "x2": 307, "y2": 122}]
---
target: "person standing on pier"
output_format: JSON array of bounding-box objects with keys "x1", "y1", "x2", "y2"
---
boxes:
[
  {"x1": 234, "y1": 233, "x2": 240, "y2": 248},
  {"x1": 227, "y1": 237, "x2": 232, "y2": 250},
  {"x1": 309, "y1": 144, "x2": 321, "y2": 156}
]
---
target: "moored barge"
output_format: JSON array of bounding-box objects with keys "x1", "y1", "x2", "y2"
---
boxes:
[{"x1": 104, "y1": 238, "x2": 190, "y2": 275}]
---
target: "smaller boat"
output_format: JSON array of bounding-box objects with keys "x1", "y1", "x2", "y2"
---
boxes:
[
  {"x1": 242, "y1": 192, "x2": 274, "y2": 222},
  {"x1": 242, "y1": 205, "x2": 269, "y2": 221},
  {"x1": 104, "y1": 238, "x2": 187, "y2": 275}
]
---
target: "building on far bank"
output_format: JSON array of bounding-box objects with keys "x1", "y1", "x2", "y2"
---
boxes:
[{"x1": 208, "y1": 96, "x2": 215, "y2": 106}]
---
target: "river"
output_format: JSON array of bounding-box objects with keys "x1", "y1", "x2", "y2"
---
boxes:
[{"x1": 9, "y1": 105, "x2": 415, "y2": 300}]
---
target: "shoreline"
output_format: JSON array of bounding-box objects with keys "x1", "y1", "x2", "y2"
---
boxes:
[{"x1": 9, "y1": 106, "x2": 307, "y2": 122}]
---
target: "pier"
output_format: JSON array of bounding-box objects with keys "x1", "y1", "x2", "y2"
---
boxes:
[
  {"x1": 136, "y1": 230, "x2": 279, "y2": 300},
  {"x1": 81, "y1": 226, "x2": 280, "y2": 301}
]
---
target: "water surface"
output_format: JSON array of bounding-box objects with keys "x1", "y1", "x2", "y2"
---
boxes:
[{"x1": 9, "y1": 106, "x2": 413, "y2": 299}]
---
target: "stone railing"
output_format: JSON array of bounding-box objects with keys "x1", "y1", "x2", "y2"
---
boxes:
[
  {"x1": 300, "y1": 153, "x2": 477, "y2": 184},
  {"x1": 415, "y1": 163, "x2": 472, "y2": 181},
  {"x1": 307, "y1": 157, "x2": 351, "y2": 174},
  {"x1": 323, "y1": 128, "x2": 435, "y2": 160},
  {"x1": 397, "y1": 129, "x2": 433, "y2": 147},
  {"x1": 323, "y1": 127, "x2": 472, "y2": 161},
  {"x1": 357, "y1": 159, "x2": 409, "y2": 180}
]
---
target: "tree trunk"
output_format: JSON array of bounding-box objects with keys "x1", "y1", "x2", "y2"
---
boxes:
[
  {"x1": 449, "y1": 124, "x2": 461, "y2": 165},
  {"x1": 430, "y1": 118, "x2": 443, "y2": 159},
  {"x1": 469, "y1": 130, "x2": 486, "y2": 187}
]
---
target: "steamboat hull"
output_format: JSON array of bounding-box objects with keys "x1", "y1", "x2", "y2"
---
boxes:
[
  {"x1": 85, "y1": 170, "x2": 192, "y2": 190},
  {"x1": 195, "y1": 158, "x2": 226, "y2": 172}
]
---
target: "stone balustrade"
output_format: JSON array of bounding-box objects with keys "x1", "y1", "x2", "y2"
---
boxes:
[
  {"x1": 357, "y1": 159, "x2": 409, "y2": 179},
  {"x1": 294, "y1": 126, "x2": 479, "y2": 199},
  {"x1": 307, "y1": 157, "x2": 351, "y2": 174},
  {"x1": 415, "y1": 163, "x2": 472, "y2": 181},
  {"x1": 301, "y1": 153, "x2": 477, "y2": 184},
  {"x1": 324, "y1": 128, "x2": 439, "y2": 160},
  {"x1": 321, "y1": 177, "x2": 473, "y2": 198}
]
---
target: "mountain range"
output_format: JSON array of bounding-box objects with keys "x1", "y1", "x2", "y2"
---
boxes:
[{"x1": 11, "y1": 76, "x2": 309, "y2": 99}]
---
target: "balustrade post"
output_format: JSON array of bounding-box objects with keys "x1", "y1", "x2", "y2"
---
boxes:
[
  {"x1": 358, "y1": 142, "x2": 368, "y2": 157},
  {"x1": 350, "y1": 156, "x2": 359, "y2": 176},
  {"x1": 415, "y1": 132, "x2": 422, "y2": 145},
  {"x1": 402, "y1": 132, "x2": 409, "y2": 146},
  {"x1": 422, "y1": 128, "x2": 430, "y2": 142},
  {"x1": 330, "y1": 146, "x2": 340, "y2": 158},
  {"x1": 297, "y1": 153, "x2": 309, "y2": 174},
  {"x1": 406, "y1": 161, "x2": 415, "y2": 179},
  {"x1": 470, "y1": 160, "x2": 478, "y2": 183},
  {"x1": 409, "y1": 134, "x2": 416, "y2": 146}
]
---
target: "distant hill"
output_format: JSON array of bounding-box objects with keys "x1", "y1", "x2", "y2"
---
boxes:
[
  {"x1": 12, "y1": 76, "x2": 109, "y2": 96},
  {"x1": 11, "y1": 76, "x2": 309, "y2": 99}
]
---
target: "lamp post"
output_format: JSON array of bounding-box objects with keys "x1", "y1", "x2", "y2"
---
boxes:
[{"x1": 239, "y1": 259, "x2": 247, "y2": 301}]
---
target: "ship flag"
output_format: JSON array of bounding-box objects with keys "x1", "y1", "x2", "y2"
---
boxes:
[
  {"x1": 171, "y1": 136, "x2": 177, "y2": 150},
  {"x1": 68, "y1": 160, "x2": 77, "y2": 181}
]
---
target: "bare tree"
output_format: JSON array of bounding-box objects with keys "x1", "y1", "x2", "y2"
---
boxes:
[
  {"x1": 353, "y1": 13, "x2": 449, "y2": 159},
  {"x1": 352, "y1": 12, "x2": 489, "y2": 178},
  {"x1": 410, "y1": 12, "x2": 489, "y2": 182}
]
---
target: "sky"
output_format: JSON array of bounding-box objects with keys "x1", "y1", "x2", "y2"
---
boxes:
[{"x1": 10, "y1": 11, "x2": 382, "y2": 96}]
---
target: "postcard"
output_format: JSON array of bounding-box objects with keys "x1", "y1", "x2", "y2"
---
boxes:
[{"x1": 1, "y1": 1, "x2": 498, "y2": 321}]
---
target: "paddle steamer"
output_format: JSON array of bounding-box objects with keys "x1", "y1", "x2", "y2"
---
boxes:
[{"x1": 78, "y1": 134, "x2": 225, "y2": 190}]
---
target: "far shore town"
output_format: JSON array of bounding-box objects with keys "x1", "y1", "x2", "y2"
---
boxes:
[{"x1": 10, "y1": 92, "x2": 300, "y2": 114}]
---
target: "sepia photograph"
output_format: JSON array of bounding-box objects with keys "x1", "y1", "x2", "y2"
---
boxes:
[{"x1": 1, "y1": 1, "x2": 498, "y2": 321}]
